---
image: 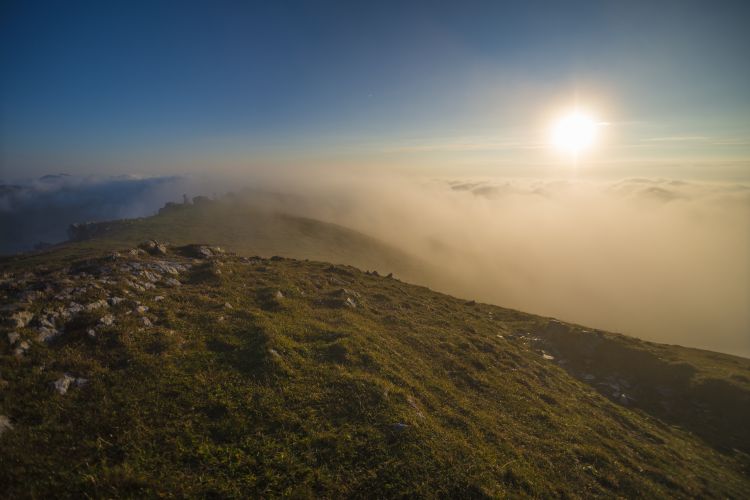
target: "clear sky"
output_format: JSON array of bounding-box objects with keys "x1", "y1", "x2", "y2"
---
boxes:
[{"x1": 1, "y1": 0, "x2": 749, "y2": 180}]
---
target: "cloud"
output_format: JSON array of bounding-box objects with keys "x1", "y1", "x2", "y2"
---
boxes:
[
  {"x1": 0, "y1": 174, "x2": 201, "y2": 254},
  {"x1": 250, "y1": 172, "x2": 750, "y2": 357}
]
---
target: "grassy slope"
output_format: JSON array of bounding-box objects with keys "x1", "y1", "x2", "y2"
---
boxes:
[
  {"x1": 1, "y1": 200, "x2": 427, "y2": 281},
  {"x1": 1, "y1": 246, "x2": 748, "y2": 498}
]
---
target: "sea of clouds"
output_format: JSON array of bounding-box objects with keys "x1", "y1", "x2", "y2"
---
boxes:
[{"x1": 2, "y1": 170, "x2": 747, "y2": 356}]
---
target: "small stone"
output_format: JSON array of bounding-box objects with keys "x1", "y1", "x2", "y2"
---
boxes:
[
  {"x1": 542, "y1": 352, "x2": 555, "y2": 361},
  {"x1": 67, "y1": 302, "x2": 84, "y2": 315},
  {"x1": 139, "y1": 317, "x2": 152, "y2": 327},
  {"x1": 87, "y1": 329, "x2": 97, "y2": 339},
  {"x1": 84, "y1": 299, "x2": 108, "y2": 312},
  {"x1": 268, "y1": 348, "x2": 281, "y2": 358},
  {"x1": 14, "y1": 341, "x2": 30, "y2": 358},
  {"x1": 135, "y1": 305, "x2": 149, "y2": 315},
  {"x1": 108, "y1": 297, "x2": 125, "y2": 306},
  {"x1": 224, "y1": 302, "x2": 233, "y2": 309},
  {"x1": 0, "y1": 415, "x2": 13, "y2": 436},
  {"x1": 52, "y1": 374, "x2": 75, "y2": 395},
  {"x1": 7, "y1": 332, "x2": 20, "y2": 345},
  {"x1": 154, "y1": 295, "x2": 165, "y2": 302},
  {"x1": 36, "y1": 326, "x2": 60, "y2": 343},
  {"x1": 99, "y1": 314, "x2": 115, "y2": 327},
  {"x1": 274, "y1": 291, "x2": 284, "y2": 299},
  {"x1": 39, "y1": 316, "x2": 55, "y2": 329},
  {"x1": 344, "y1": 297, "x2": 357, "y2": 308},
  {"x1": 164, "y1": 277, "x2": 181, "y2": 287}
]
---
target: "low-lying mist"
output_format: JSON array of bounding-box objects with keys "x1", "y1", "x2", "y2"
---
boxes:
[
  {"x1": 247, "y1": 172, "x2": 750, "y2": 357},
  {"x1": 3, "y1": 169, "x2": 747, "y2": 357}
]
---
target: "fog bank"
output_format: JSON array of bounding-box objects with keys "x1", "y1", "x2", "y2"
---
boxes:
[
  {"x1": 0, "y1": 174, "x2": 204, "y2": 254},
  {"x1": 251, "y1": 173, "x2": 750, "y2": 357}
]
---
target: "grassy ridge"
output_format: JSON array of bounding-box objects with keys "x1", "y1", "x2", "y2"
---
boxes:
[
  {"x1": 1, "y1": 200, "x2": 426, "y2": 280},
  {"x1": 1, "y1": 246, "x2": 748, "y2": 497}
]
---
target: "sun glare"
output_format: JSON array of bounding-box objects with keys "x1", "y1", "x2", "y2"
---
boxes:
[{"x1": 551, "y1": 110, "x2": 599, "y2": 155}]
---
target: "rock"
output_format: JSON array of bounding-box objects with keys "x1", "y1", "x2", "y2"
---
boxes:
[
  {"x1": 108, "y1": 297, "x2": 125, "y2": 306},
  {"x1": 36, "y1": 326, "x2": 60, "y2": 343},
  {"x1": 164, "y1": 277, "x2": 181, "y2": 287},
  {"x1": 84, "y1": 299, "x2": 108, "y2": 312},
  {"x1": 392, "y1": 422, "x2": 409, "y2": 431},
  {"x1": 52, "y1": 374, "x2": 75, "y2": 395},
  {"x1": 7, "y1": 332, "x2": 20, "y2": 345},
  {"x1": 141, "y1": 270, "x2": 160, "y2": 283},
  {"x1": 344, "y1": 297, "x2": 357, "y2": 309},
  {"x1": 180, "y1": 244, "x2": 224, "y2": 259},
  {"x1": 139, "y1": 240, "x2": 168, "y2": 256},
  {"x1": 14, "y1": 340, "x2": 30, "y2": 358},
  {"x1": 52, "y1": 374, "x2": 88, "y2": 395},
  {"x1": 542, "y1": 352, "x2": 555, "y2": 361},
  {"x1": 9, "y1": 310, "x2": 33, "y2": 328},
  {"x1": 334, "y1": 288, "x2": 360, "y2": 298},
  {"x1": 135, "y1": 305, "x2": 149, "y2": 315},
  {"x1": 99, "y1": 314, "x2": 115, "y2": 327},
  {"x1": 618, "y1": 393, "x2": 634, "y2": 406},
  {"x1": 0, "y1": 415, "x2": 13, "y2": 436},
  {"x1": 224, "y1": 302, "x2": 233, "y2": 309},
  {"x1": 268, "y1": 348, "x2": 281, "y2": 358},
  {"x1": 67, "y1": 302, "x2": 84, "y2": 315},
  {"x1": 39, "y1": 316, "x2": 56, "y2": 329},
  {"x1": 87, "y1": 329, "x2": 97, "y2": 339},
  {"x1": 154, "y1": 295, "x2": 165, "y2": 302},
  {"x1": 274, "y1": 290, "x2": 284, "y2": 299},
  {"x1": 139, "y1": 317, "x2": 152, "y2": 327}
]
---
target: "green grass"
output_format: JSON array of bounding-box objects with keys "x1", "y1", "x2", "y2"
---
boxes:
[{"x1": 1, "y1": 244, "x2": 748, "y2": 498}]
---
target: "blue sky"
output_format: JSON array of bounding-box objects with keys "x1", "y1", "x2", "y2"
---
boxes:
[{"x1": 1, "y1": 0, "x2": 749, "y2": 179}]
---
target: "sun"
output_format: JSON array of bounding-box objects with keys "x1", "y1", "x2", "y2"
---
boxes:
[{"x1": 550, "y1": 110, "x2": 599, "y2": 155}]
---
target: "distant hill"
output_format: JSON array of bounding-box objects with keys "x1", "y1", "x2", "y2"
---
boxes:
[
  {"x1": 0, "y1": 240, "x2": 748, "y2": 497},
  {"x1": 6, "y1": 197, "x2": 430, "y2": 283}
]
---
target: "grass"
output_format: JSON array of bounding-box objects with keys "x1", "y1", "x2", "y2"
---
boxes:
[{"x1": 1, "y1": 243, "x2": 748, "y2": 498}]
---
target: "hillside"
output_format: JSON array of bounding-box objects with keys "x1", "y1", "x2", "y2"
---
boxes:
[
  {"x1": 5, "y1": 197, "x2": 427, "y2": 283},
  {"x1": 1, "y1": 242, "x2": 748, "y2": 497}
]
